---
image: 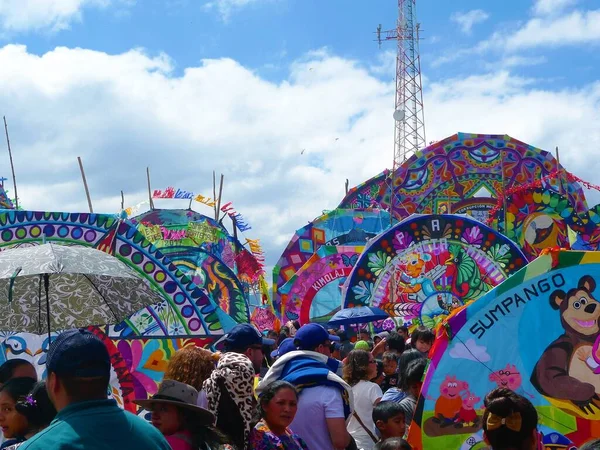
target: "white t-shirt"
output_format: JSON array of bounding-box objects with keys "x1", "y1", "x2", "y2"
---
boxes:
[
  {"x1": 290, "y1": 385, "x2": 345, "y2": 450},
  {"x1": 347, "y1": 380, "x2": 383, "y2": 450}
]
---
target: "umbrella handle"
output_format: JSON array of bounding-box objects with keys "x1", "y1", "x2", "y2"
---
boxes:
[{"x1": 8, "y1": 267, "x2": 22, "y2": 303}]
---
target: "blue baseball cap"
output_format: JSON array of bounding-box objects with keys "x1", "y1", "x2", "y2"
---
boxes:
[
  {"x1": 270, "y1": 338, "x2": 296, "y2": 359},
  {"x1": 294, "y1": 323, "x2": 340, "y2": 350},
  {"x1": 223, "y1": 324, "x2": 275, "y2": 351},
  {"x1": 45, "y1": 329, "x2": 111, "y2": 378}
]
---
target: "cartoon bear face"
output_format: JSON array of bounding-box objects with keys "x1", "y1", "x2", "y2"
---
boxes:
[{"x1": 551, "y1": 275, "x2": 600, "y2": 336}]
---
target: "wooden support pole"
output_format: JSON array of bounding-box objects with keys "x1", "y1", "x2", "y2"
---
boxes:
[
  {"x1": 120, "y1": 191, "x2": 125, "y2": 210},
  {"x1": 555, "y1": 146, "x2": 563, "y2": 195},
  {"x1": 146, "y1": 167, "x2": 154, "y2": 209},
  {"x1": 3, "y1": 117, "x2": 18, "y2": 209},
  {"x1": 77, "y1": 157, "x2": 94, "y2": 213},
  {"x1": 216, "y1": 174, "x2": 224, "y2": 217},
  {"x1": 213, "y1": 171, "x2": 217, "y2": 220}
]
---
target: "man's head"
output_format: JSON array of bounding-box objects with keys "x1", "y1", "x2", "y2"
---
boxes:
[
  {"x1": 382, "y1": 352, "x2": 398, "y2": 376},
  {"x1": 45, "y1": 329, "x2": 111, "y2": 412},
  {"x1": 372, "y1": 401, "x2": 406, "y2": 441},
  {"x1": 386, "y1": 332, "x2": 406, "y2": 355},
  {"x1": 293, "y1": 323, "x2": 340, "y2": 357},
  {"x1": 223, "y1": 324, "x2": 275, "y2": 374},
  {"x1": 358, "y1": 329, "x2": 371, "y2": 342},
  {"x1": 396, "y1": 325, "x2": 409, "y2": 341},
  {"x1": 0, "y1": 359, "x2": 37, "y2": 387}
]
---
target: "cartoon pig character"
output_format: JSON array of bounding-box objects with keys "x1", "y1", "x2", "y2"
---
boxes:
[
  {"x1": 434, "y1": 375, "x2": 469, "y2": 424},
  {"x1": 457, "y1": 391, "x2": 481, "y2": 427},
  {"x1": 489, "y1": 364, "x2": 522, "y2": 390}
]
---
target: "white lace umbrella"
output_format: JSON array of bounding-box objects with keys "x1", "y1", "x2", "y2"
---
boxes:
[{"x1": 0, "y1": 243, "x2": 164, "y2": 338}]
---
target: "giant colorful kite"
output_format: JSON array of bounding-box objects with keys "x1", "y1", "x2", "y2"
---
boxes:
[
  {"x1": 273, "y1": 208, "x2": 392, "y2": 317},
  {"x1": 342, "y1": 215, "x2": 527, "y2": 327},
  {"x1": 408, "y1": 250, "x2": 600, "y2": 449},
  {"x1": 0, "y1": 210, "x2": 241, "y2": 337},
  {"x1": 339, "y1": 134, "x2": 588, "y2": 225},
  {"x1": 280, "y1": 245, "x2": 364, "y2": 324}
]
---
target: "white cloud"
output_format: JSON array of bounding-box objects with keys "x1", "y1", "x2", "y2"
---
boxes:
[
  {"x1": 449, "y1": 339, "x2": 491, "y2": 362},
  {"x1": 0, "y1": 45, "x2": 599, "y2": 271},
  {"x1": 0, "y1": 0, "x2": 133, "y2": 33},
  {"x1": 450, "y1": 9, "x2": 490, "y2": 34},
  {"x1": 533, "y1": 0, "x2": 578, "y2": 16},
  {"x1": 505, "y1": 9, "x2": 600, "y2": 50},
  {"x1": 203, "y1": 0, "x2": 271, "y2": 21}
]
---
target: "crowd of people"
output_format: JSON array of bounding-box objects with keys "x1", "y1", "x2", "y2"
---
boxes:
[{"x1": 0, "y1": 325, "x2": 598, "y2": 449}]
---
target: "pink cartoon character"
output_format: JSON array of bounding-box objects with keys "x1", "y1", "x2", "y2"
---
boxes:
[
  {"x1": 433, "y1": 375, "x2": 469, "y2": 425},
  {"x1": 576, "y1": 335, "x2": 600, "y2": 374},
  {"x1": 456, "y1": 391, "x2": 481, "y2": 427},
  {"x1": 489, "y1": 364, "x2": 522, "y2": 390}
]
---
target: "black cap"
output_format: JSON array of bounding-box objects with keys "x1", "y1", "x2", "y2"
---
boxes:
[
  {"x1": 45, "y1": 329, "x2": 110, "y2": 378},
  {"x1": 223, "y1": 324, "x2": 275, "y2": 351}
]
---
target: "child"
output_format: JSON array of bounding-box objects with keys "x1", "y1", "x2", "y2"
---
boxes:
[
  {"x1": 398, "y1": 358, "x2": 427, "y2": 426},
  {"x1": 410, "y1": 326, "x2": 434, "y2": 357},
  {"x1": 135, "y1": 380, "x2": 227, "y2": 450},
  {"x1": 0, "y1": 377, "x2": 37, "y2": 450},
  {"x1": 377, "y1": 437, "x2": 412, "y2": 450},
  {"x1": 372, "y1": 401, "x2": 406, "y2": 443},
  {"x1": 380, "y1": 352, "x2": 399, "y2": 392}
]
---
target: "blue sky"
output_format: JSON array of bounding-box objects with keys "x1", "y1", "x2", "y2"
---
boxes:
[
  {"x1": 0, "y1": 0, "x2": 599, "y2": 269},
  {"x1": 16, "y1": 0, "x2": 600, "y2": 87}
]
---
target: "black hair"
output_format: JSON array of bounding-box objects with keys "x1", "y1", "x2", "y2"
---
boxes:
[
  {"x1": 382, "y1": 352, "x2": 398, "y2": 363},
  {"x1": 401, "y1": 358, "x2": 426, "y2": 391},
  {"x1": 372, "y1": 360, "x2": 384, "y2": 382},
  {"x1": 396, "y1": 325, "x2": 409, "y2": 335},
  {"x1": 372, "y1": 401, "x2": 405, "y2": 424},
  {"x1": 397, "y1": 349, "x2": 425, "y2": 386},
  {"x1": 60, "y1": 371, "x2": 110, "y2": 403},
  {"x1": 179, "y1": 409, "x2": 229, "y2": 448},
  {"x1": 253, "y1": 380, "x2": 298, "y2": 427},
  {"x1": 580, "y1": 439, "x2": 600, "y2": 450},
  {"x1": 482, "y1": 388, "x2": 538, "y2": 450},
  {"x1": 15, "y1": 382, "x2": 57, "y2": 429},
  {"x1": 386, "y1": 332, "x2": 406, "y2": 354},
  {"x1": 379, "y1": 437, "x2": 412, "y2": 450},
  {"x1": 0, "y1": 377, "x2": 37, "y2": 403},
  {"x1": 410, "y1": 326, "x2": 434, "y2": 346},
  {"x1": 257, "y1": 380, "x2": 297, "y2": 416},
  {"x1": 0, "y1": 359, "x2": 35, "y2": 384},
  {"x1": 292, "y1": 321, "x2": 301, "y2": 331}
]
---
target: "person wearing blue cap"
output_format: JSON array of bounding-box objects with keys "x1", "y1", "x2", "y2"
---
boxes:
[
  {"x1": 270, "y1": 337, "x2": 296, "y2": 360},
  {"x1": 19, "y1": 329, "x2": 170, "y2": 450},
  {"x1": 223, "y1": 323, "x2": 275, "y2": 374},
  {"x1": 257, "y1": 323, "x2": 353, "y2": 450}
]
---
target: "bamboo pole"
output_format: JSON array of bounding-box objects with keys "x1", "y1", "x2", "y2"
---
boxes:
[
  {"x1": 146, "y1": 167, "x2": 154, "y2": 209},
  {"x1": 77, "y1": 157, "x2": 94, "y2": 213},
  {"x1": 213, "y1": 171, "x2": 217, "y2": 220},
  {"x1": 555, "y1": 146, "x2": 563, "y2": 195},
  {"x1": 216, "y1": 174, "x2": 224, "y2": 217},
  {"x1": 3, "y1": 117, "x2": 18, "y2": 209}
]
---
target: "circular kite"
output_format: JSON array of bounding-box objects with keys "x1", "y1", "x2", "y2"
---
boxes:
[
  {"x1": 280, "y1": 245, "x2": 364, "y2": 325},
  {"x1": 342, "y1": 214, "x2": 527, "y2": 327},
  {"x1": 407, "y1": 251, "x2": 600, "y2": 449}
]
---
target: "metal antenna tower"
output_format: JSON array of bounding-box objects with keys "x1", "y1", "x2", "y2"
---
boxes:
[{"x1": 377, "y1": 0, "x2": 426, "y2": 166}]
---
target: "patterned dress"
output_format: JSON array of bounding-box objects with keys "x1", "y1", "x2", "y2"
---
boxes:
[{"x1": 249, "y1": 420, "x2": 309, "y2": 450}]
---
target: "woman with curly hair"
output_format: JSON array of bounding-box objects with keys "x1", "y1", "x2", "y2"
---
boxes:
[
  {"x1": 164, "y1": 346, "x2": 217, "y2": 408},
  {"x1": 344, "y1": 350, "x2": 382, "y2": 450}
]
